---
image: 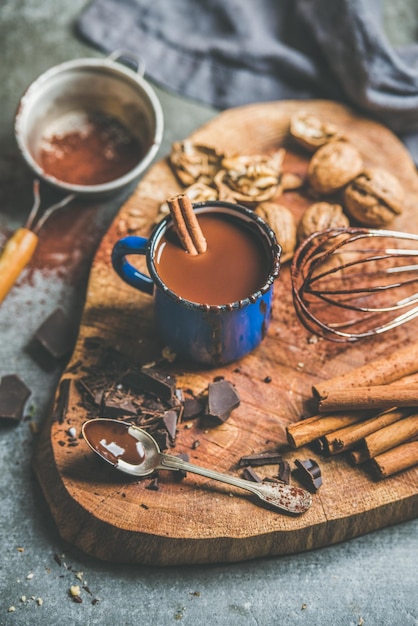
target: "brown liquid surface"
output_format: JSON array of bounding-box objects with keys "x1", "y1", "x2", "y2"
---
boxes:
[
  {"x1": 38, "y1": 110, "x2": 145, "y2": 185},
  {"x1": 155, "y1": 214, "x2": 270, "y2": 305},
  {"x1": 84, "y1": 420, "x2": 146, "y2": 466}
]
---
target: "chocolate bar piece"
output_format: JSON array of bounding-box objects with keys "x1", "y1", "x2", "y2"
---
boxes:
[
  {"x1": 242, "y1": 466, "x2": 262, "y2": 482},
  {"x1": 238, "y1": 451, "x2": 282, "y2": 467},
  {"x1": 162, "y1": 409, "x2": 178, "y2": 442},
  {"x1": 206, "y1": 380, "x2": 240, "y2": 423},
  {"x1": 294, "y1": 458, "x2": 322, "y2": 492},
  {"x1": 34, "y1": 308, "x2": 75, "y2": 359},
  {"x1": 0, "y1": 375, "x2": 31, "y2": 423}
]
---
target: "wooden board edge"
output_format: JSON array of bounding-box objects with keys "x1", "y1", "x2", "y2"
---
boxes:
[{"x1": 33, "y1": 410, "x2": 418, "y2": 566}]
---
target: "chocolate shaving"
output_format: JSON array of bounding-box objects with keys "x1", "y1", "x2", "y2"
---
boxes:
[
  {"x1": 294, "y1": 458, "x2": 322, "y2": 492},
  {"x1": 206, "y1": 380, "x2": 240, "y2": 423},
  {"x1": 0, "y1": 375, "x2": 31, "y2": 424}
]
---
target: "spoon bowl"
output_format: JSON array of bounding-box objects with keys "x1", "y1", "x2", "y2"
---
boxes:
[{"x1": 82, "y1": 418, "x2": 312, "y2": 515}]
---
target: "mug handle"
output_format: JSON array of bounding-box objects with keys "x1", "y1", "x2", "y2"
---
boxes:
[{"x1": 111, "y1": 236, "x2": 154, "y2": 295}]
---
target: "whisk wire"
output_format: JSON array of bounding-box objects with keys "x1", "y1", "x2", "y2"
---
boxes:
[{"x1": 291, "y1": 227, "x2": 418, "y2": 341}]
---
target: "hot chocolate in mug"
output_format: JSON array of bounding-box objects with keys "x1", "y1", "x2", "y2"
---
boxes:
[{"x1": 111, "y1": 201, "x2": 281, "y2": 366}]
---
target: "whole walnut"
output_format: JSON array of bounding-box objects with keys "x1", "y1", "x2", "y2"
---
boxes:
[
  {"x1": 255, "y1": 202, "x2": 297, "y2": 263},
  {"x1": 308, "y1": 141, "x2": 363, "y2": 194},
  {"x1": 343, "y1": 168, "x2": 404, "y2": 227},
  {"x1": 297, "y1": 202, "x2": 350, "y2": 242}
]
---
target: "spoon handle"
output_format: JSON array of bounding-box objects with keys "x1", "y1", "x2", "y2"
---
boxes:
[{"x1": 157, "y1": 453, "x2": 312, "y2": 515}]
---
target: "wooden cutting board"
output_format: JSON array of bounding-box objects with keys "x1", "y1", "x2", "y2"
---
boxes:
[{"x1": 34, "y1": 100, "x2": 418, "y2": 565}]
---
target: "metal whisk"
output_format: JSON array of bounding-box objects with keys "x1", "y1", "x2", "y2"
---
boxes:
[{"x1": 291, "y1": 227, "x2": 418, "y2": 342}]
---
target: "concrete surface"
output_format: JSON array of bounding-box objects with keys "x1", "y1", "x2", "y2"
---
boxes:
[{"x1": 0, "y1": 1, "x2": 417, "y2": 625}]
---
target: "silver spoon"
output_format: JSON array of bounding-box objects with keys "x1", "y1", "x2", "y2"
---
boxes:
[{"x1": 82, "y1": 418, "x2": 312, "y2": 515}]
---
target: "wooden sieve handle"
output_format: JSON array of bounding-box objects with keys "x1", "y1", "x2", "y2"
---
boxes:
[{"x1": 0, "y1": 228, "x2": 39, "y2": 304}]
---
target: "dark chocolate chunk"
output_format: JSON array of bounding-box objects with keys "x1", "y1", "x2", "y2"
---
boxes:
[
  {"x1": 0, "y1": 375, "x2": 31, "y2": 423},
  {"x1": 100, "y1": 390, "x2": 138, "y2": 418},
  {"x1": 263, "y1": 376, "x2": 272, "y2": 383},
  {"x1": 34, "y1": 308, "x2": 75, "y2": 359},
  {"x1": 175, "y1": 452, "x2": 189, "y2": 479},
  {"x1": 146, "y1": 477, "x2": 160, "y2": 491},
  {"x1": 242, "y1": 466, "x2": 262, "y2": 482},
  {"x1": 294, "y1": 458, "x2": 322, "y2": 492},
  {"x1": 122, "y1": 366, "x2": 176, "y2": 401},
  {"x1": 53, "y1": 378, "x2": 71, "y2": 423},
  {"x1": 238, "y1": 451, "x2": 282, "y2": 467},
  {"x1": 162, "y1": 409, "x2": 178, "y2": 442},
  {"x1": 206, "y1": 380, "x2": 240, "y2": 423},
  {"x1": 182, "y1": 397, "x2": 205, "y2": 420},
  {"x1": 278, "y1": 460, "x2": 291, "y2": 484},
  {"x1": 153, "y1": 429, "x2": 171, "y2": 451}
]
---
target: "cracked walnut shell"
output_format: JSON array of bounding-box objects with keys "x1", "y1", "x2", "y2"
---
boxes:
[
  {"x1": 255, "y1": 202, "x2": 297, "y2": 263},
  {"x1": 169, "y1": 141, "x2": 222, "y2": 186},
  {"x1": 290, "y1": 111, "x2": 345, "y2": 152},
  {"x1": 343, "y1": 168, "x2": 404, "y2": 227},
  {"x1": 308, "y1": 141, "x2": 363, "y2": 194},
  {"x1": 216, "y1": 149, "x2": 285, "y2": 203},
  {"x1": 297, "y1": 202, "x2": 349, "y2": 242}
]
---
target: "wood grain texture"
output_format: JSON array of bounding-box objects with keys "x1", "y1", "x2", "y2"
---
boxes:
[{"x1": 34, "y1": 100, "x2": 418, "y2": 565}]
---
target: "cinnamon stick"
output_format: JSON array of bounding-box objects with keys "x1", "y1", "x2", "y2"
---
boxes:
[
  {"x1": 317, "y1": 385, "x2": 418, "y2": 413},
  {"x1": 313, "y1": 341, "x2": 418, "y2": 401},
  {"x1": 370, "y1": 440, "x2": 418, "y2": 479},
  {"x1": 324, "y1": 408, "x2": 409, "y2": 455},
  {"x1": 362, "y1": 414, "x2": 418, "y2": 459},
  {"x1": 167, "y1": 194, "x2": 207, "y2": 255},
  {"x1": 286, "y1": 411, "x2": 371, "y2": 448}
]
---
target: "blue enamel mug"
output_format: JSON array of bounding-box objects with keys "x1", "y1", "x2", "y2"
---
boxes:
[{"x1": 111, "y1": 201, "x2": 281, "y2": 366}]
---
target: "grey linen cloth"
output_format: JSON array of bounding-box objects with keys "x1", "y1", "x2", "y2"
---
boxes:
[{"x1": 77, "y1": 0, "x2": 418, "y2": 164}]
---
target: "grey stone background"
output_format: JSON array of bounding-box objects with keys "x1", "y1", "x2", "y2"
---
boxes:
[{"x1": 0, "y1": 1, "x2": 417, "y2": 625}]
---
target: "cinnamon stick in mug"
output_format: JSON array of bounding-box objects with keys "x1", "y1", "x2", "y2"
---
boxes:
[{"x1": 167, "y1": 193, "x2": 207, "y2": 255}]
